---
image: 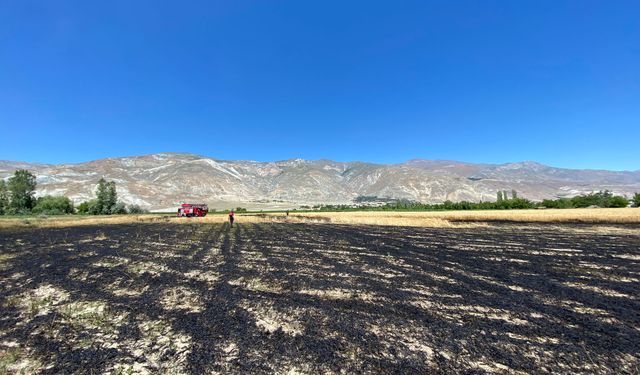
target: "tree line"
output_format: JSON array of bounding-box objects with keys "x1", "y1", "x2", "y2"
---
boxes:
[
  {"x1": 0, "y1": 170, "x2": 147, "y2": 215},
  {"x1": 313, "y1": 190, "x2": 640, "y2": 212}
]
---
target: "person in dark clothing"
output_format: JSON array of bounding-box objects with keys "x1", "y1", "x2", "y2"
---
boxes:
[{"x1": 228, "y1": 210, "x2": 235, "y2": 227}]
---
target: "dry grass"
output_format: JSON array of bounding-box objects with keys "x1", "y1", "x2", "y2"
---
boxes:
[
  {"x1": 0, "y1": 214, "x2": 171, "y2": 230},
  {"x1": 287, "y1": 208, "x2": 640, "y2": 224},
  {"x1": 283, "y1": 213, "x2": 470, "y2": 228},
  {"x1": 1, "y1": 208, "x2": 639, "y2": 230}
]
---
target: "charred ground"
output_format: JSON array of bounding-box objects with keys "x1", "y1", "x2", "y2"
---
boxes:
[{"x1": 0, "y1": 222, "x2": 639, "y2": 374}]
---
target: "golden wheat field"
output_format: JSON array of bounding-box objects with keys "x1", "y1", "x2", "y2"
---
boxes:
[
  {"x1": 286, "y1": 207, "x2": 640, "y2": 225},
  {"x1": 2, "y1": 208, "x2": 639, "y2": 230}
]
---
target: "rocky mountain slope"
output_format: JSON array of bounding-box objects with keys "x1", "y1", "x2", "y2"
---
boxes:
[{"x1": 1, "y1": 153, "x2": 638, "y2": 210}]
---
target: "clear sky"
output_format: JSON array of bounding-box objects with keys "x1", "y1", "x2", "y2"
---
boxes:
[{"x1": 1, "y1": 1, "x2": 638, "y2": 170}]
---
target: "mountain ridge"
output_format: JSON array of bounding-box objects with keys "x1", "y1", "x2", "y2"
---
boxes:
[
  {"x1": 5, "y1": 153, "x2": 638, "y2": 173},
  {"x1": 1, "y1": 153, "x2": 638, "y2": 211}
]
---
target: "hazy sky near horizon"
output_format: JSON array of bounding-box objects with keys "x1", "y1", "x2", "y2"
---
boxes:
[{"x1": 1, "y1": 1, "x2": 639, "y2": 170}]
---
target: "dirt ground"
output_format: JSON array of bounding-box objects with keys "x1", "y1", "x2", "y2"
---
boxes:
[{"x1": 1, "y1": 222, "x2": 639, "y2": 374}]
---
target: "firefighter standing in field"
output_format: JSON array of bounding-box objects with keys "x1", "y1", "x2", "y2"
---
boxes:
[{"x1": 228, "y1": 210, "x2": 235, "y2": 227}]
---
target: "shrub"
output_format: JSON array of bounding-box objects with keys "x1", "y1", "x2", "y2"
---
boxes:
[
  {"x1": 88, "y1": 199, "x2": 102, "y2": 215},
  {"x1": 77, "y1": 201, "x2": 91, "y2": 214},
  {"x1": 127, "y1": 204, "x2": 148, "y2": 214},
  {"x1": 111, "y1": 202, "x2": 128, "y2": 214},
  {"x1": 32, "y1": 195, "x2": 74, "y2": 215}
]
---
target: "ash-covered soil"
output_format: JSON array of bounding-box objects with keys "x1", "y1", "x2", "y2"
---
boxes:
[{"x1": 0, "y1": 222, "x2": 638, "y2": 374}]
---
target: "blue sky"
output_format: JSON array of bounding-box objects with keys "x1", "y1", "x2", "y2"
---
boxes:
[{"x1": 1, "y1": 1, "x2": 638, "y2": 170}]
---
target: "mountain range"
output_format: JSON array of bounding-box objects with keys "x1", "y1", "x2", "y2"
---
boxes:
[{"x1": 1, "y1": 153, "x2": 639, "y2": 211}]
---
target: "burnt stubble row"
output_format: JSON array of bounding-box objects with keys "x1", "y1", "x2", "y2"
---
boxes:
[{"x1": 0, "y1": 222, "x2": 638, "y2": 374}]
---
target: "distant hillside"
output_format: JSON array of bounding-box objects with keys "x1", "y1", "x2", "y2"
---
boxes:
[{"x1": 1, "y1": 153, "x2": 638, "y2": 211}]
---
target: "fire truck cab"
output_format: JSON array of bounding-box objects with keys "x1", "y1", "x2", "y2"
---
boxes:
[{"x1": 177, "y1": 203, "x2": 208, "y2": 217}]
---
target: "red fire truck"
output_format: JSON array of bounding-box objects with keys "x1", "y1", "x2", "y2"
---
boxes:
[{"x1": 177, "y1": 203, "x2": 209, "y2": 217}]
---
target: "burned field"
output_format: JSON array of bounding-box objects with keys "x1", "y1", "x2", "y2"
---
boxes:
[{"x1": 1, "y1": 223, "x2": 639, "y2": 374}]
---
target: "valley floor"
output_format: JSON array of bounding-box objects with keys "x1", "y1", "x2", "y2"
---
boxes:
[{"x1": 2, "y1": 207, "x2": 640, "y2": 231}]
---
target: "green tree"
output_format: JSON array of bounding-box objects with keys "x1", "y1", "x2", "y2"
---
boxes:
[
  {"x1": 509, "y1": 198, "x2": 535, "y2": 209},
  {"x1": 8, "y1": 170, "x2": 37, "y2": 213},
  {"x1": 497, "y1": 191, "x2": 503, "y2": 202},
  {"x1": 94, "y1": 178, "x2": 108, "y2": 214},
  {"x1": 570, "y1": 190, "x2": 630, "y2": 208},
  {"x1": 105, "y1": 181, "x2": 117, "y2": 214},
  {"x1": 0, "y1": 179, "x2": 8, "y2": 215},
  {"x1": 511, "y1": 190, "x2": 517, "y2": 199},
  {"x1": 541, "y1": 198, "x2": 573, "y2": 209},
  {"x1": 633, "y1": 193, "x2": 640, "y2": 208},
  {"x1": 32, "y1": 196, "x2": 74, "y2": 215},
  {"x1": 94, "y1": 178, "x2": 118, "y2": 214},
  {"x1": 609, "y1": 196, "x2": 629, "y2": 208}
]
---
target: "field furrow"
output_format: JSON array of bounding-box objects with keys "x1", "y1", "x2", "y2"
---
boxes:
[{"x1": 1, "y1": 222, "x2": 638, "y2": 374}]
